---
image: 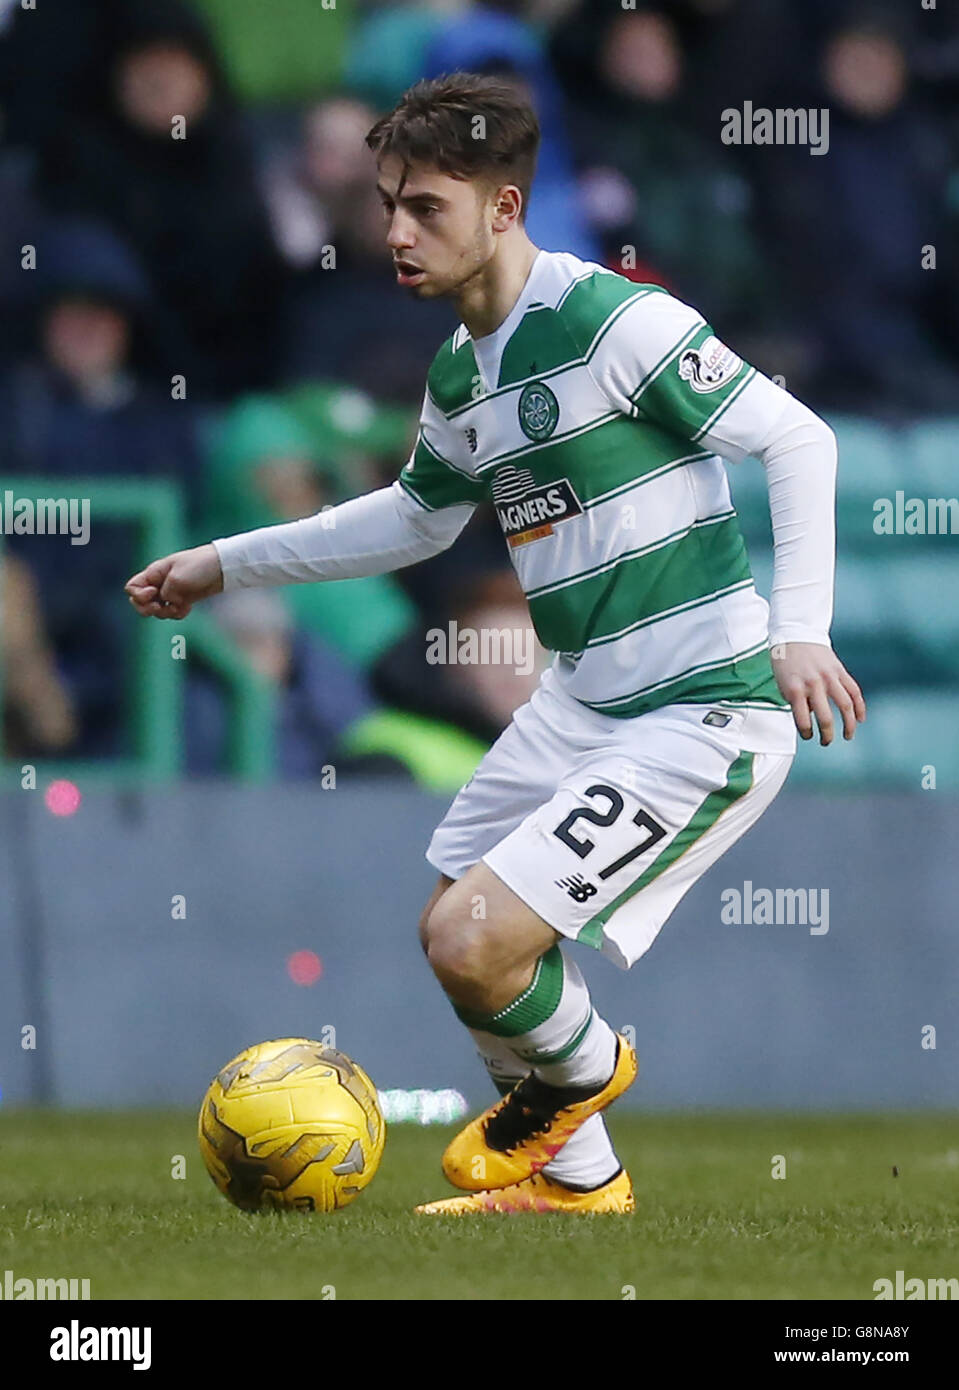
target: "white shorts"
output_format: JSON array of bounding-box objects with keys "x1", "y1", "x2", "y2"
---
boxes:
[{"x1": 427, "y1": 668, "x2": 796, "y2": 969}]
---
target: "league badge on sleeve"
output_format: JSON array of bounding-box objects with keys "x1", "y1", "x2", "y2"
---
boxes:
[{"x1": 678, "y1": 336, "x2": 743, "y2": 393}]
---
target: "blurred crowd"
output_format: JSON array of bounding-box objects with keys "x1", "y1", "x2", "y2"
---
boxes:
[{"x1": 1, "y1": 0, "x2": 957, "y2": 781}]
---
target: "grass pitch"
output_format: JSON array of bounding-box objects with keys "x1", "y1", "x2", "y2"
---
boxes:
[{"x1": 0, "y1": 1111, "x2": 956, "y2": 1300}]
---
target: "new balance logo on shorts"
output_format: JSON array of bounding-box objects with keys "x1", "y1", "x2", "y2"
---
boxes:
[{"x1": 555, "y1": 873, "x2": 598, "y2": 903}]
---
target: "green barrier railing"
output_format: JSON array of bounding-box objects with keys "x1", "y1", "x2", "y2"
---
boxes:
[
  {"x1": 0, "y1": 478, "x2": 275, "y2": 785},
  {"x1": 180, "y1": 607, "x2": 276, "y2": 780}
]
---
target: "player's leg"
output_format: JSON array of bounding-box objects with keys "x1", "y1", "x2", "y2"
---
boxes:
[
  {"x1": 472, "y1": 699, "x2": 795, "y2": 973},
  {"x1": 418, "y1": 702, "x2": 794, "y2": 1211},
  {"x1": 418, "y1": 874, "x2": 630, "y2": 1203},
  {"x1": 419, "y1": 684, "x2": 634, "y2": 1203},
  {"x1": 420, "y1": 862, "x2": 638, "y2": 1193},
  {"x1": 418, "y1": 874, "x2": 453, "y2": 953},
  {"x1": 465, "y1": 1030, "x2": 628, "y2": 1191}
]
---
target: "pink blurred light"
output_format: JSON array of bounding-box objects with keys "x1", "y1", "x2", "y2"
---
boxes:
[
  {"x1": 287, "y1": 950, "x2": 323, "y2": 986},
  {"x1": 45, "y1": 780, "x2": 82, "y2": 817}
]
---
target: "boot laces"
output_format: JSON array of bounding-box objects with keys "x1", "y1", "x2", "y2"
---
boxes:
[{"x1": 484, "y1": 1075, "x2": 565, "y2": 1153}]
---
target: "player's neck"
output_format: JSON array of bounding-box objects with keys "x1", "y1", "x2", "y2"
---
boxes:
[{"x1": 456, "y1": 235, "x2": 540, "y2": 342}]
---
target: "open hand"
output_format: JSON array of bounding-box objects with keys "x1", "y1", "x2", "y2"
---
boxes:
[{"x1": 771, "y1": 642, "x2": 866, "y2": 745}]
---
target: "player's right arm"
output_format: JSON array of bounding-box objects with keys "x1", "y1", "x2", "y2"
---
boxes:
[
  {"x1": 573, "y1": 279, "x2": 864, "y2": 744},
  {"x1": 126, "y1": 391, "x2": 487, "y2": 620}
]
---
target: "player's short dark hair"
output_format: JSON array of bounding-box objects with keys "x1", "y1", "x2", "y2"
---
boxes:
[{"x1": 365, "y1": 72, "x2": 540, "y2": 218}]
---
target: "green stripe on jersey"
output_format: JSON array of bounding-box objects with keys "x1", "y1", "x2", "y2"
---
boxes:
[
  {"x1": 429, "y1": 277, "x2": 669, "y2": 416},
  {"x1": 494, "y1": 283, "x2": 661, "y2": 392},
  {"x1": 554, "y1": 274, "x2": 668, "y2": 350},
  {"x1": 477, "y1": 412, "x2": 709, "y2": 504},
  {"x1": 399, "y1": 433, "x2": 488, "y2": 510},
  {"x1": 691, "y1": 366, "x2": 757, "y2": 442},
  {"x1": 577, "y1": 753, "x2": 756, "y2": 948},
  {"x1": 633, "y1": 319, "x2": 754, "y2": 440},
  {"x1": 495, "y1": 303, "x2": 583, "y2": 390},
  {"x1": 580, "y1": 647, "x2": 788, "y2": 719},
  {"x1": 527, "y1": 514, "x2": 753, "y2": 652},
  {"x1": 426, "y1": 335, "x2": 480, "y2": 415}
]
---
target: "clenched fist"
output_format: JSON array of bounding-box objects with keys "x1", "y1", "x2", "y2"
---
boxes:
[{"x1": 125, "y1": 544, "x2": 224, "y2": 619}]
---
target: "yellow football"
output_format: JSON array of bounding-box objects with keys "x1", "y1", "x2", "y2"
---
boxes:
[{"x1": 198, "y1": 1038, "x2": 386, "y2": 1212}]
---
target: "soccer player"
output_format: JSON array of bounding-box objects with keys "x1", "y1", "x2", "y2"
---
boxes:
[{"x1": 127, "y1": 74, "x2": 865, "y2": 1215}]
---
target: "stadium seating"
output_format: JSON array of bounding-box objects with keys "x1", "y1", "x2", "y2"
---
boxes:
[{"x1": 789, "y1": 688, "x2": 959, "y2": 787}]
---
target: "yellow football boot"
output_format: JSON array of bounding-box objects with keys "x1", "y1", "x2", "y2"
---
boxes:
[
  {"x1": 441, "y1": 1034, "x2": 638, "y2": 1192},
  {"x1": 415, "y1": 1168, "x2": 635, "y2": 1215}
]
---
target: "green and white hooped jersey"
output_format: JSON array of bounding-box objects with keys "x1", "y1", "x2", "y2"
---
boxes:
[{"x1": 399, "y1": 250, "x2": 792, "y2": 720}]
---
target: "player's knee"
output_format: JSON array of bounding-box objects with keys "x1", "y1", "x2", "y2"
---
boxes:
[
  {"x1": 423, "y1": 895, "x2": 492, "y2": 995},
  {"x1": 418, "y1": 899, "x2": 435, "y2": 956},
  {"x1": 418, "y1": 876, "x2": 453, "y2": 956}
]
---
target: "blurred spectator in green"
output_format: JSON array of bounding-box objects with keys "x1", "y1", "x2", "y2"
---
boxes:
[
  {"x1": 340, "y1": 707, "x2": 489, "y2": 793},
  {"x1": 345, "y1": 4, "x2": 446, "y2": 110},
  {"x1": 188, "y1": 588, "x2": 489, "y2": 791},
  {"x1": 192, "y1": 0, "x2": 348, "y2": 103},
  {"x1": 185, "y1": 590, "x2": 376, "y2": 778},
  {"x1": 205, "y1": 394, "x2": 416, "y2": 667}
]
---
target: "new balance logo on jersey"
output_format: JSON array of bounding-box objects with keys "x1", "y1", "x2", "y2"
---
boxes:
[
  {"x1": 555, "y1": 874, "x2": 598, "y2": 903},
  {"x1": 492, "y1": 465, "x2": 583, "y2": 549},
  {"x1": 464, "y1": 427, "x2": 478, "y2": 453}
]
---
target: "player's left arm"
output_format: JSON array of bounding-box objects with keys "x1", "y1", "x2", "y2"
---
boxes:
[
  {"x1": 585, "y1": 287, "x2": 865, "y2": 744},
  {"x1": 696, "y1": 374, "x2": 866, "y2": 745}
]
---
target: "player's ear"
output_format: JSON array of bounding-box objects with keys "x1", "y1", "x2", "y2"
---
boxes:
[{"x1": 491, "y1": 184, "x2": 523, "y2": 233}]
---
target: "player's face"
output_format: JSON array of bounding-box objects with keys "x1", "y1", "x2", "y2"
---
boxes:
[{"x1": 376, "y1": 154, "x2": 497, "y2": 300}]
